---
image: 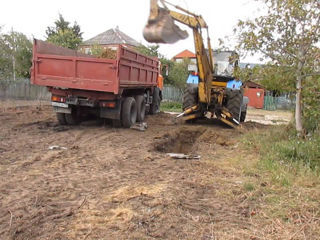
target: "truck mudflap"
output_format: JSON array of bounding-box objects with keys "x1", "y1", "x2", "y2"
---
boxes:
[
  {"x1": 53, "y1": 107, "x2": 71, "y2": 114},
  {"x1": 52, "y1": 102, "x2": 71, "y2": 114},
  {"x1": 100, "y1": 100, "x2": 121, "y2": 120}
]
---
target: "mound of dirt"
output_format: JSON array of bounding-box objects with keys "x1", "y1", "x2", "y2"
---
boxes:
[
  {"x1": 146, "y1": 112, "x2": 179, "y2": 126},
  {"x1": 198, "y1": 129, "x2": 235, "y2": 146}
]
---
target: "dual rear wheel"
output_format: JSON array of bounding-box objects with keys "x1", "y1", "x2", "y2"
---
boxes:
[
  {"x1": 56, "y1": 108, "x2": 79, "y2": 125},
  {"x1": 121, "y1": 95, "x2": 146, "y2": 128},
  {"x1": 56, "y1": 95, "x2": 147, "y2": 128},
  {"x1": 56, "y1": 89, "x2": 160, "y2": 128}
]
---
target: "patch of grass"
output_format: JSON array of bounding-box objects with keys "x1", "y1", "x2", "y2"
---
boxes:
[
  {"x1": 215, "y1": 125, "x2": 320, "y2": 238},
  {"x1": 242, "y1": 125, "x2": 320, "y2": 176},
  {"x1": 160, "y1": 101, "x2": 182, "y2": 112},
  {"x1": 243, "y1": 182, "x2": 255, "y2": 191}
]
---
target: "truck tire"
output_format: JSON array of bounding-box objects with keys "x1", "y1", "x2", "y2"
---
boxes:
[
  {"x1": 183, "y1": 84, "x2": 198, "y2": 110},
  {"x1": 56, "y1": 112, "x2": 67, "y2": 125},
  {"x1": 65, "y1": 108, "x2": 79, "y2": 125},
  {"x1": 121, "y1": 97, "x2": 137, "y2": 128},
  {"x1": 226, "y1": 89, "x2": 242, "y2": 122},
  {"x1": 240, "y1": 111, "x2": 247, "y2": 122},
  {"x1": 135, "y1": 95, "x2": 146, "y2": 122},
  {"x1": 149, "y1": 87, "x2": 160, "y2": 115}
]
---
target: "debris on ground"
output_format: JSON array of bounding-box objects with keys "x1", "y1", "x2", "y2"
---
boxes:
[
  {"x1": 166, "y1": 153, "x2": 200, "y2": 159},
  {"x1": 48, "y1": 145, "x2": 68, "y2": 150},
  {"x1": 130, "y1": 122, "x2": 148, "y2": 131}
]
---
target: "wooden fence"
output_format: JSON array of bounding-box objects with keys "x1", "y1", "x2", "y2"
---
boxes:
[
  {"x1": 162, "y1": 85, "x2": 183, "y2": 102},
  {"x1": 1, "y1": 81, "x2": 295, "y2": 111},
  {"x1": 0, "y1": 81, "x2": 183, "y2": 103},
  {"x1": 0, "y1": 80, "x2": 50, "y2": 100}
]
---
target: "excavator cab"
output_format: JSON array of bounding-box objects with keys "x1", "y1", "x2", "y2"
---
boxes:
[
  {"x1": 213, "y1": 51, "x2": 239, "y2": 78},
  {"x1": 143, "y1": 0, "x2": 188, "y2": 43}
]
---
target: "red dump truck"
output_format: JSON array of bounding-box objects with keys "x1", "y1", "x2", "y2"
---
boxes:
[{"x1": 30, "y1": 39, "x2": 162, "y2": 127}]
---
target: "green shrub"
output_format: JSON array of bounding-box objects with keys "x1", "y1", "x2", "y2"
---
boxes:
[
  {"x1": 303, "y1": 76, "x2": 320, "y2": 133},
  {"x1": 160, "y1": 101, "x2": 182, "y2": 112}
]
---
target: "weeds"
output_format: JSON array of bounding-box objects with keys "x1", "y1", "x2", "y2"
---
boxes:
[
  {"x1": 243, "y1": 182, "x2": 255, "y2": 191},
  {"x1": 160, "y1": 101, "x2": 182, "y2": 112},
  {"x1": 234, "y1": 126, "x2": 320, "y2": 238},
  {"x1": 242, "y1": 124, "x2": 320, "y2": 175}
]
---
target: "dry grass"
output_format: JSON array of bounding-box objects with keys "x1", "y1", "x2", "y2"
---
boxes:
[
  {"x1": 0, "y1": 99, "x2": 50, "y2": 112},
  {"x1": 107, "y1": 183, "x2": 167, "y2": 203}
]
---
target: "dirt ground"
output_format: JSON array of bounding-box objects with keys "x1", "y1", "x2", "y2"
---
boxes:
[
  {"x1": 0, "y1": 101, "x2": 315, "y2": 240},
  {"x1": 245, "y1": 107, "x2": 292, "y2": 125}
]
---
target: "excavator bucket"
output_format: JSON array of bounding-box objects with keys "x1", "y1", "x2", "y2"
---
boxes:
[{"x1": 143, "y1": 8, "x2": 188, "y2": 44}]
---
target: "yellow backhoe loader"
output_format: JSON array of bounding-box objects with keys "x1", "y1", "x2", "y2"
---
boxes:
[{"x1": 143, "y1": 0, "x2": 248, "y2": 127}]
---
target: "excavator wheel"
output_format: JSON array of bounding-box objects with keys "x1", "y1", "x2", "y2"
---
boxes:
[
  {"x1": 240, "y1": 110, "x2": 247, "y2": 122},
  {"x1": 226, "y1": 89, "x2": 243, "y2": 122},
  {"x1": 182, "y1": 84, "x2": 198, "y2": 110}
]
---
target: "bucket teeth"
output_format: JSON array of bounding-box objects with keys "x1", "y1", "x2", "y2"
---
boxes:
[{"x1": 143, "y1": 8, "x2": 188, "y2": 44}]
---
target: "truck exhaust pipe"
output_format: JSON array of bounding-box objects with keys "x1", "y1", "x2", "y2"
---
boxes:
[{"x1": 143, "y1": 8, "x2": 188, "y2": 44}]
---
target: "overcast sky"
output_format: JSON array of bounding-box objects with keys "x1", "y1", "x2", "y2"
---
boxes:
[{"x1": 0, "y1": 0, "x2": 263, "y2": 63}]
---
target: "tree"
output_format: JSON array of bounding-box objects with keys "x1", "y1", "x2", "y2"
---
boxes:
[
  {"x1": 0, "y1": 29, "x2": 32, "y2": 84},
  {"x1": 167, "y1": 58, "x2": 190, "y2": 90},
  {"x1": 235, "y1": 0, "x2": 320, "y2": 134},
  {"x1": 236, "y1": 64, "x2": 295, "y2": 95},
  {"x1": 159, "y1": 57, "x2": 174, "y2": 85},
  {"x1": 304, "y1": 77, "x2": 320, "y2": 132},
  {"x1": 135, "y1": 44, "x2": 162, "y2": 57},
  {"x1": 46, "y1": 14, "x2": 82, "y2": 49},
  {"x1": 135, "y1": 44, "x2": 174, "y2": 85},
  {"x1": 0, "y1": 29, "x2": 12, "y2": 82}
]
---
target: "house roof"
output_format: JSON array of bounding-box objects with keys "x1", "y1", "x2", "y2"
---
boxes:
[
  {"x1": 173, "y1": 49, "x2": 196, "y2": 59},
  {"x1": 243, "y1": 80, "x2": 265, "y2": 89},
  {"x1": 82, "y1": 27, "x2": 140, "y2": 47}
]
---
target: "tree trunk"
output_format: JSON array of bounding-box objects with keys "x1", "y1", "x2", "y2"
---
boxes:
[
  {"x1": 295, "y1": 75, "x2": 303, "y2": 134},
  {"x1": 295, "y1": 57, "x2": 304, "y2": 135}
]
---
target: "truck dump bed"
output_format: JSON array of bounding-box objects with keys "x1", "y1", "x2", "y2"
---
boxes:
[{"x1": 31, "y1": 40, "x2": 159, "y2": 94}]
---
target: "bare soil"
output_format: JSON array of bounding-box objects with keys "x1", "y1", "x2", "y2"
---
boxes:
[
  {"x1": 246, "y1": 107, "x2": 292, "y2": 125},
  {"x1": 0, "y1": 102, "x2": 316, "y2": 240}
]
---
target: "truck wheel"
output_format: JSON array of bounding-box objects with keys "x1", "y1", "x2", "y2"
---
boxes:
[
  {"x1": 65, "y1": 108, "x2": 79, "y2": 125},
  {"x1": 149, "y1": 87, "x2": 160, "y2": 115},
  {"x1": 56, "y1": 113, "x2": 67, "y2": 125},
  {"x1": 135, "y1": 95, "x2": 146, "y2": 122},
  {"x1": 240, "y1": 111, "x2": 247, "y2": 122},
  {"x1": 183, "y1": 84, "x2": 198, "y2": 110},
  {"x1": 121, "y1": 97, "x2": 137, "y2": 128},
  {"x1": 226, "y1": 90, "x2": 242, "y2": 122}
]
